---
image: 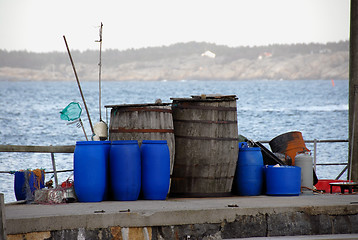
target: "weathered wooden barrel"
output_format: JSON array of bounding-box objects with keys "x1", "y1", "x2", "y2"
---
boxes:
[
  {"x1": 105, "y1": 103, "x2": 175, "y2": 177},
  {"x1": 170, "y1": 96, "x2": 239, "y2": 197}
]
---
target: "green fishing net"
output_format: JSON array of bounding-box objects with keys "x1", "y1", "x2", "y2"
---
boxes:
[{"x1": 60, "y1": 102, "x2": 82, "y2": 121}]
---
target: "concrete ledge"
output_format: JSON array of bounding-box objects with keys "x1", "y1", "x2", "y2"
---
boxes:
[{"x1": 5, "y1": 195, "x2": 358, "y2": 239}]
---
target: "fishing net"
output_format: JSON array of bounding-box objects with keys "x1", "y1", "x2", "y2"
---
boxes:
[
  {"x1": 34, "y1": 176, "x2": 76, "y2": 204},
  {"x1": 34, "y1": 188, "x2": 66, "y2": 204},
  {"x1": 60, "y1": 102, "x2": 82, "y2": 121}
]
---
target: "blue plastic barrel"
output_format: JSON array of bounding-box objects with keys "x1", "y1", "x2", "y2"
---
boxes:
[
  {"x1": 141, "y1": 140, "x2": 170, "y2": 200},
  {"x1": 14, "y1": 170, "x2": 45, "y2": 201},
  {"x1": 110, "y1": 140, "x2": 141, "y2": 201},
  {"x1": 74, "y1": 141, "x2": 110, "y2": 202},
  {"x1": 235, "y1": 142, "x2": 264, "y2": 196},
  {"x1": 264, "y1": 165, "x2": 301, "y2": 196}
]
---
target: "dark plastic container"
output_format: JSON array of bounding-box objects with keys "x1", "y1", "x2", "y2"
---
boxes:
[
  {"x1": 74, "y1": 141, "x2": 110, "y2": 202},
  {"x1": 141, "y1": 140, "x2": 170, "y2": 200},
  {"x1": 269, "y1": 131, "x2": 309, "y2": 165},
  {"x1": 110, "y1": 140, "x2": 141, "y2": 201},
  {"x1": 264, "y1": 165, "x2": 301, "y2": 196},
  {"x1": 14, "y1": 170, "x2": 45, "y2": 201},
  {"x1": 235, "y1": 142, "x2": 264, "y2": 196}
]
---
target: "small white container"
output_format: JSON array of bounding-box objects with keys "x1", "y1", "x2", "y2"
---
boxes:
[{"x1": 295, "y1": 153, "x2": 313, "y2": 194}]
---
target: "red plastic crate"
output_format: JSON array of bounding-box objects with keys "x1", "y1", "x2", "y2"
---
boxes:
[{"x1": 315, "y1": 179, "x2": 349, "y2": 193}]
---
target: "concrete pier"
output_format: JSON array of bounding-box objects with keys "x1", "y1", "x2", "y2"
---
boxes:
[{"x1": 4, "y1": 194, "x2": 358, "y2": 239}]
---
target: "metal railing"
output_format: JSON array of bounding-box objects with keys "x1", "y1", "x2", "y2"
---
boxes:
[
  {"x1": 0, "y1": 145, "x2": 75, "y2": 188},
  {"x1": 0, "y1": 139, "x2": 350, "y2": 181},
  {"x1": 307, "y1": 139, "x2": 349, "y2": 180},
  {"x1": 259, "y1": 139, "x2": 349, "y2": 180}
]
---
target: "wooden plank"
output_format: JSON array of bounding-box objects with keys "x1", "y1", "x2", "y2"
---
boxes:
[
  {"x1": 0, "y1": 193, "x2": 7, "y2": 240},
  {"x1": 0, "y1": 145, "x2": 75, "y2": 153}
]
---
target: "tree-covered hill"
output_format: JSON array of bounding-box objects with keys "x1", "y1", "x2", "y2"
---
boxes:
[{"x1": 0, "y1": 41, "x2": 349, "y2": 81}]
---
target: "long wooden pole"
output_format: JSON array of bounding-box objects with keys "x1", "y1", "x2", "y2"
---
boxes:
[
  {"x1": 63, "y1": 35, "x2": 94, "y2": 134},
  {"x1": 79, "y1": 118, "x2": 88, "y2": 141},
  {"x1": 349, "y1": 0, "x2": 358, "y2": 182},
  {"x1": 349, "y1": 92, "x2": 357, "y2": 181},
  {"x1": 0, "y1": 193, "x2": 6, "y2": 240}
]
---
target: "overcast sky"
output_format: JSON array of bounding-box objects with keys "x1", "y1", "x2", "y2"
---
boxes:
[{"x1": 0, "y1": 0, "x2": 350, "y2": 52}]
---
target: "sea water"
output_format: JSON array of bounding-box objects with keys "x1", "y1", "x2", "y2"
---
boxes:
[{"x1": 0, "y1": 79, "x2": 348, "y2": 203}]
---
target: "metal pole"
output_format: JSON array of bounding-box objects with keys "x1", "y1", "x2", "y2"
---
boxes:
[
  {"x1": 96, "y1": 23, "x2": 103, "y2": 121},
  {"x1": 106, "y1": 107, "x2": 108, "y2": 126},
  {"x1": 336, "y1": 165, "x2": 348, "y2": 180},
  {"x1": 63, "y1": 35, "x2": 94, "y2": 134},
  {"x1": 51, "y1": 153, "x2": 59, "y2": 188},
  {"x1": 313, "y1": 139, "x2": 317, "y2": 172}
]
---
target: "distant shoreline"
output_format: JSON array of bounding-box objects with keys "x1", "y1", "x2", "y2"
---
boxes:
[
  {"x1": 0, "y1": 51, "x2": 349, "y2": 82},
  {"x1": 0, "y1": 77, "x2": 348, "y2": 82},
  {"x1": 0, "y1": 42, "x2": 349, "y2": 81}
]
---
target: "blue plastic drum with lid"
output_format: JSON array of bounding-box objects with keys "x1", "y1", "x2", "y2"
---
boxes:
[
  {"x1": 264, "y1": 165, "x2": 301, "y2": 196},
  {"x1": 110, "y1": 140, "x2": 141, "y2": 201},
  {"x1": 74, "y1": 141, "x2": 110, "y2": 202},
  {"x1": 235, "y1": 142, "x2": 264, "y2": 196},
  {"x1": 141, "y1": 140, "x2": 170, "y2": 200}
]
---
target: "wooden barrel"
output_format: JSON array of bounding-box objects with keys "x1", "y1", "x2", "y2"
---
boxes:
[
  {"x1": 105, "y1": 103, "x2": 175, "y2": 176},
  {"x1": 170, "y1": 96, "x2": 239, "y2": 197}
]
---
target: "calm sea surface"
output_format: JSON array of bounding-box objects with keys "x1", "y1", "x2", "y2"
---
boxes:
[{"x1": 0, "y1": 79, "x2": 349, "y2": 203}]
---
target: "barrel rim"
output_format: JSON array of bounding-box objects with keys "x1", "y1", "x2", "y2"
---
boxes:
[
  {"x1": 105, "y1": 103, "x2": 171, "y2": 108},
  {"x1": 111, "y1": 140, "x2": 139, "y2": 145},
  {"x1": 171, "y1": 97, "x2": 237, "y2": 102},
  {"x1": 270, "y1": 131, "x2": 303, "y2": 141},
  {"x1": 110, "y1": 128, "x2": 174, "y2": 133},
  {"x1": 239, "y1": 147, "x2": 262, "y2": 151},
  {"x1": 142, "y1": 140, "x2": 168, "y2": 144},
  {"x1": 264, "y1": 165, "x2": 301, "y2": 170},
  {"x1": 76, "y1": 141, "x2": 111, "y2": 145}
]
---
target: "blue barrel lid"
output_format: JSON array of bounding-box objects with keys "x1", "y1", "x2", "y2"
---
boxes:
[
  {"x1": 239, "y1": 147, "x2": 261, "y2": 151},
  {"x1": 142, "y1": 140, "x2": 167, "y2": 144},
  {"x1": 264, "y1": 165, "x2": 300, "y2": 170},
  {"x1": 76, "y1": 140, "x2": 111, "y2": 145},
  {"x1": 239, "y1": 142, "x2": 248, "y2": 148},
  {"x1": 238, "y1": 142, "x2": 261, "y2": 151},
  {"x1": 111, "y1": 140, "x2": 138, "y2": 145}
]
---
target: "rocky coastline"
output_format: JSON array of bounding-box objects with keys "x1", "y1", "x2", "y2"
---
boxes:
[{"x1": 0, "y1": 43, "x2": 349, "y2": 81}]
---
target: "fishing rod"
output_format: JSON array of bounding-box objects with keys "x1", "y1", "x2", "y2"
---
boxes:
[
  {"x1": 63, "y1": 35, "x2": 95, "y2": 135},
  {"x1": 96, "y1": 22, "x2": 103, "y2": 121},
  {"x1": 92, "y1": 22, "x2": 109, "y2": 141}
]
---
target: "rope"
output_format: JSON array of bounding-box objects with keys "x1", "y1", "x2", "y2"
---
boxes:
[{"x1": 301, "y1": 186, "x2": 324, "y2": 194}]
